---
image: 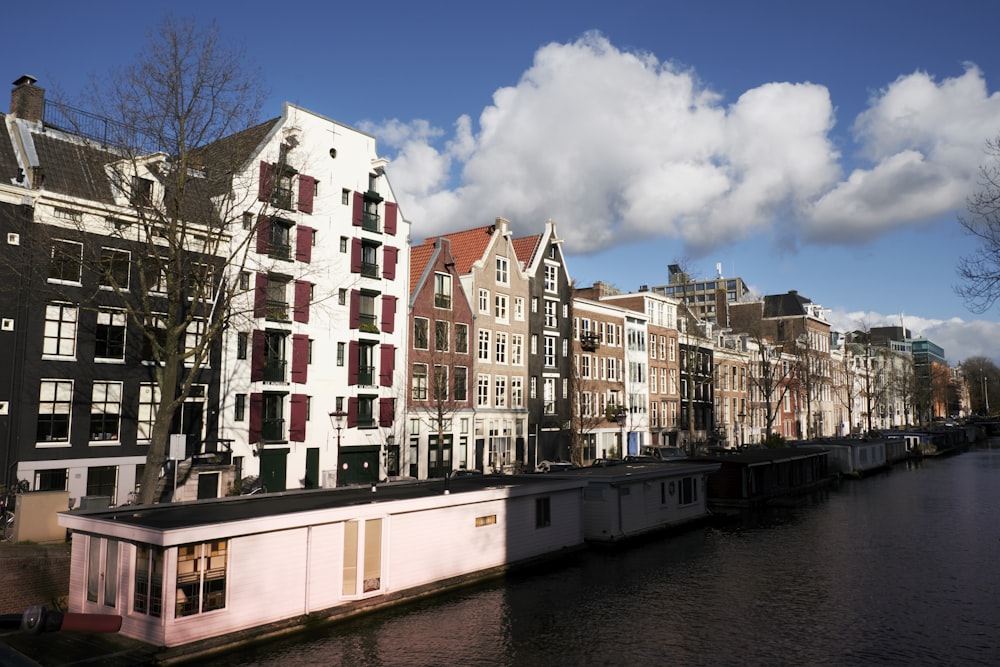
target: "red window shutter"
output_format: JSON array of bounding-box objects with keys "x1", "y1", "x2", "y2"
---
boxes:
[
  {"x1": 293, "y1": 280, "x2": 311, "y2": 323},
  {"x1": 256, "y1": 215, "x2": 270, "y2": 254},
  {"x1": 291, "y1": 334, "x2": 309, "y2": 383},
  {"x1": 254, "y1": 273, "x2": 268, "y2": 318},
  {"x1": 258, "y1": 162, "x2": 273, "y2": 202},
  {"x1": 384, "y1": 201, "x2": 398, "y2": 235},
  {"x1": 382, "y1": 246, "x2": 398, "y2": 280},
  {"x1": 251, "y1": 330, "x2": 265, "y2": 382},
  {"x1": 347, "y1": 397, "x2": 358, "y2": 428},
  {"x1": 289, "y1": 394, "x2": 307, "y2": 442},
  {"x1": 380, "y1": 295, "x2": 396, "y2": 334},
  {"x1": 349, "y1": 290, "x2": 360, "y2": 328},
  {"x1": 297, "y1": 175, "x2": 315, "y2": 214},
  {"x1": 348, "y1": 340, "x2": 359, "y2": 385},
  {"x1": 352, "y1": 192, "x2": 363, "y2": 227},
  {"x1": 379, "y1": 397, "x2": 394, "y2": 427},
  {"x1": 379, "y1": 344, "x2": 394, "y2": 387},
  {"x1": 296, "y1": 226, "x2": 313, "y2": 263},
  {"x1": 350, "y1": 238, "x2": 362, "y2": 273},
  {"x1": 249, "y1": 393, "x2": 263, "y2": 443}
]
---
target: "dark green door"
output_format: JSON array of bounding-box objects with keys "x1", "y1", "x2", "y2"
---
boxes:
[
  {"x1": 338, "y1": 446, "x2": 379, "y2": 486},
  {"x1": 305, "y1": 448, "x2": 320, "y2": 489},
  {"x1": 259, "y1": 448, "x2": 288, "y2": 492}
]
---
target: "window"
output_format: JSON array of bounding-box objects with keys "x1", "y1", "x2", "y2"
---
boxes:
[
  {"x1": 266, "y1": 276, "x2": 290, "y2": 321},
  {"x1": 87, "y1": 537, "x2": 119, "y2": 608},
  {"x1": 262, "y1": 393, "x2": 285, "y2": 441},
  {"x1": 86, "y1": 465, "x2": 118, "y2": 497},
  {"x1": 454, "y1": 366, "x2": 468, "y2": 402},
  {"x1": 338, "y1": 288, "x2": 347, "y2": 305},
  {"x1": 495, "y1": 332, "x2": 507, "y2": 364},
  {"x1": 263, "y1": 331, "x2": 288, "y2": 383},
  {"x1": 679, "y1": 477, "x2": 698, "y2": 505},
  {"x1": 477, "y1": 374, "x2": 490, "y2": 407},
  {"x1": 358, "y1": 290, "x2": 378, "y2": 331},
  {"x1": 90, "y1": 381, "x2": 122, "y2": 441},
  {"x1": 511, "y1": 377, "x2": 523, "y2": 408},
  {"x1": 137, "y1": 383, "x2": 159, "y2": 441},
  {"x1": 272, "y1": 167, "x2": 294, "y2": 209},
  {"x1": 412, "y1": 363, "x2": 428, "y2": 400},
  {"x1": 145, "y1": 257, "x2": 168, "y2": 294},
  {"x1": 356, "y1": 394, "x2": 376, "y2": 429},
  {"x1": 356, "y1": 341, "x2": 376, "y2": 386},
  {"x1": 494, "y1": 376, "x2": 507, "y2": 407},
  {"x1": 268, "y1": 218, "x2": 293, "y2": 260},
  {"x1": 544, "y1": 300, "x2": 558, "y2": 328},
  {"x1": 535, "y1": 497, "x2": 551, "y2": 528},
  {"x1": 185, "y1": 318, "x2": 206, "y2": 358},
  {"x1": 49, "y1": 240, "x2": 83, "y2": 283},
  {"x1": 514, "y1": 297, "x2": 525, "y2": 321},
  {"x1": 496, "y1": 257, "x2": 509, "y2": 285},
  {"x1": 235, "y1": 394, "x2": 246, "y2": 421},
  {"x1": 99, "y1": 248, "x2": 130, "y2": 290},
  {"x1": 43, "y1": 302, "x2": 77, "y2": 357},
  {"x1": 435, "y1": 321, "x2": 450, "y2": 352},
  {"x1": 510, "y1": 334, "x2": 524, "y2": 366},
  {"x1": 543, "y1": 378, "x2": 556, "y2": 414},
  {"x1": 413, "y1": 318, "x2": 429, "y2": 350},
  {"x1": 337, "y1": 342, "x2": 345, "y2": 366},
  {"x1": 134, "y1": 544, "x2": 164, "y2": 617},
  {"x1": 237, "y1": 332, "x2": 249, "y2": 360},
  {"x1": 478, "y1": 329, "x2": 491, "y2": 362},
  {"x1": 238, "y1": 271, "x2": 251, "y2": 290},
  {"x1": 131, "y1": 176, "x2": 153, "y2": 206},
  {"x1": 342, "y1": 189, "x2": 351, "y2": 205},
  {"x1": 361, "y1": 240, "x2": 380, "y2": 278},
  {"x1": 434, "y1": 273, "x2": 452, "y2": 309},
  {"x1": 95, "y1": 308, "x2": 126, "y2": 361},
  {"x1": 36, "y1": 380, "x2": 72, "y2": 442},
  {"x1": 340, "y1": 236, "x2": 348, "y2": 253},
  {"x1": 455, "y1": 323, "x2": 469, "y2": 354},
  {"x1": 478, "y1": 289, "x2": 490, "y2": 314},
  {"x1": 544, "y1": 336, "x2": 557, "y2": 368},
  {"x1": 34, "y1": 468, "x2": 67, "y2": 492},
  {"x1": 242, "y1": 212, "x2": 254, "y2": 230},
  {"x1": 544, "y1": 264, "x2": 558, "y2": 292},
  {"x1": 495, "y1": 294, "x2": 508, "y2": 322},
  {"x1": 434, "y1": 365, "x2": 449, "y2": 401},
  {"x1": 175, "y1": 541, "x2": 228, "y2": 617}
]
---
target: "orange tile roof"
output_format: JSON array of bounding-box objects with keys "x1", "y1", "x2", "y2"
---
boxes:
[
  {"x1": 512, "y1": 234, "x2": 541, "y2": 268},
  {"x1": 409, "y1": 243, "x2": 436, "y2": 294},
  {"x1": 422, "y1": 225, "x2": 498, "y2": 274}
]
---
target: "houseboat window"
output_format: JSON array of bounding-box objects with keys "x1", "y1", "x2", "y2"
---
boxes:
[
  {"x1": 134, "y1": 544, "x2": 164, "y2": 617},
  {"x1": 679, "y1": 477, "x2": 698, "y2": 506},
  {"x1": 175, "y1": 540, "x2": 228, "y2": 617},
  {"x1": 364, "y1": 518, "x2": 383, "y2": 593},
  {"x1": 475, "y1": 515, "x2": 497, "y2": 527},
  {"x1": 343, "y1": 521, "x2": 359, "y2": 596},
  {"x1": 535, "y1": 497, "x2": 551, "y2": 528},
  {"x1": 86, "y1": 536, "x2": 119, "y2": 608}
]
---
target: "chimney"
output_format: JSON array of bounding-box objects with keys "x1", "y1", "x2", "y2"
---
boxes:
[{"x1": 10, "y1": 75, "x2": 44, "y2": 122}]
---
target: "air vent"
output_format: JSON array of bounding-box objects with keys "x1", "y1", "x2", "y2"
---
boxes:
[
  {"x1": 329, "y1": 148, "x2": 337, "y2": 159},
  {"x1": 6, "y1": 233, "x2": 19, "y2": 245},
  {"x1": 1, "y1": 318, "x2": 13, "y2": 331}
]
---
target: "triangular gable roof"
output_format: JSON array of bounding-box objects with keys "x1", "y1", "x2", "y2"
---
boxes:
[{"x1": 762, "y1": 292, "x2": 811, "y2": 318}]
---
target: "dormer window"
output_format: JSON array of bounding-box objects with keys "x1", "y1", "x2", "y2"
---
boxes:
[{"x1": 131, "y1": 176, "x2": 153, "y2": 207}]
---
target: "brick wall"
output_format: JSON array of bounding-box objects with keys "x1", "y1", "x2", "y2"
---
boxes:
[{"x1": 0, "y1": 545, "x2": 71, "y2": 614}]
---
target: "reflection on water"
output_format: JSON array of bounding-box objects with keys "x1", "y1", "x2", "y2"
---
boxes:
[{"x1": 208, "y1": 448, "x2": 1000, "y2": 666}]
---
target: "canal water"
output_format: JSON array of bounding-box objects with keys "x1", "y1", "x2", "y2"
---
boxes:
[{"x1": 209, "y1": 446, "x2": 1000, "y2": 666}]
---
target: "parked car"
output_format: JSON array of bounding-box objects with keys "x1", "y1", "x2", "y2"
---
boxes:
[
  {"x1": 449, "y1": 469, "x2": 484, "y2": 478},
  {"x1": 590, "y1": 458, "x2": 623, "y2": 467},
  {"x1": 639, "y1": 446, "x2": 687, "y2": 460},
  {"x1": 536, "y1": 460, "x2": 575, "y2": 473}
]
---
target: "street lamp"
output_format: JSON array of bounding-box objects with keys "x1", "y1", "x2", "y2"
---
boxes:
[{"x1": 328, "y1": 409, "x2": 347, "y2": 448}]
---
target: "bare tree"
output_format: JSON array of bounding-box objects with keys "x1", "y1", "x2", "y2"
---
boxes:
[
  {"x1": 78, "y1": 17, "x2": 267, "y2": 503},
  {"x1": 568, "y1": 357, "x2": 613, "y2": 466},
  {"x1": 958, "y1": 135, "x2": 1000, "y2": 313},
  {"x1": 961, "y1": 355, "x2": 1000, "y2": 416}
]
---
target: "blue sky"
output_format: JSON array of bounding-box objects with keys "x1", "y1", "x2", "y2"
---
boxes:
[{"x1": 8, "y1": 1, "x2": 1000, "y2": 364}]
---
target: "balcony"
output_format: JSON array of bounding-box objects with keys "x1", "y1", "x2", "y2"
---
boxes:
[
  {"x1": 434, "y1": 293, "x2": 452, "y2": 309},
  {"x1": 358, "y1": 313, "x2": 379, "y2": 333},
  {"x1": 268, "y1": 243, "x2": 291, "y2": 261},
  {"x1": 271, "y1": 186, "x2": 293, "y2": 210},
  {"x1": 357, "y1": 365, "x2": 375, "y2": 387},
  {"x1": 263, "y1": 360, "x2": 287, "y2": 383},
  {"x1": 362, "y1": 212, "x2": 381, "y2": 233},
  {"x1": 361, "y1": 261, "x2": 380, "y2": 279},
  {"x1": 262, "y1": 418, "x2": 285, "y2": 442},
  {"x1": 266, "y1": 300, "x2": 289, "y2": 321},
  {"x1": 581, "y1": 332, "x2": 600, "y2": 351}
]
